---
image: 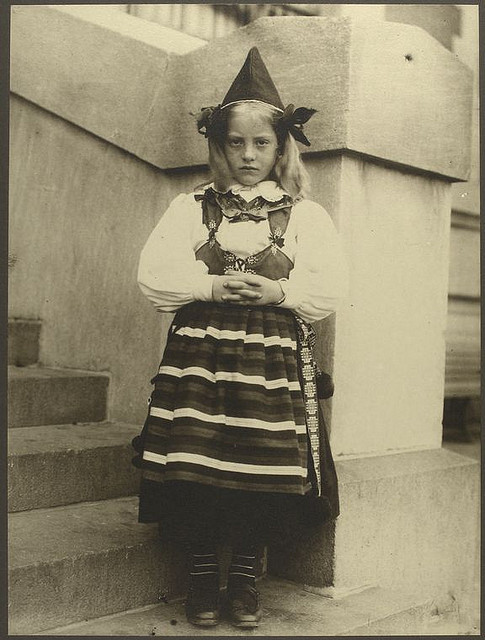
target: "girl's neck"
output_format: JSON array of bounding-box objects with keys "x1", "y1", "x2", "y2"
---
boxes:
[{"x1": 214, "y1": 179, "x2": 279, "y2": 193}]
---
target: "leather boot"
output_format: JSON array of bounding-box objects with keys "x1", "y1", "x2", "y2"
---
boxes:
[{"x1": 226, "y1": 583, "x2": 262, "y2": 628}]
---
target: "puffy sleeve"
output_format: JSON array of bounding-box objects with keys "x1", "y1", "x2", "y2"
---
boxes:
[
  {"x1": 278, "y1": 200, "x2": 349, "y2": 324},
  {"x1": 137, "y1": 193, "x2": 215, "y2": 312}
]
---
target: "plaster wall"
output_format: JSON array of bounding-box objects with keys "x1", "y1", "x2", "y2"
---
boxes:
[{"x1": 9, "y1": 95, "x2": 207, "y2": 424}]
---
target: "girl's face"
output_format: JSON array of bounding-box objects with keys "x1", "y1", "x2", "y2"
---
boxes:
[{"x1": 223, "y1": 110, "x2": 279, "y2": 187}]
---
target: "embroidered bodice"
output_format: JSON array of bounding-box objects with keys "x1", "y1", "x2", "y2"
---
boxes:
[{"x1": 194, "y1": 187, "x2": 294, "y2": 280}]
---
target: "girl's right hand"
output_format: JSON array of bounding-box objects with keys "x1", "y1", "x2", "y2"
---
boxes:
[{"x1": 212, "y1": 275, "x2": 263, "y2": 304}]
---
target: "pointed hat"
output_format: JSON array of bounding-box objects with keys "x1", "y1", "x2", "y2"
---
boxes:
[
  {"x1": 196, "y1": 47, "x2": 316, "y2": 146},
  {"x1": 220, "y1": 47, "x2": 285, "y2": 111}
]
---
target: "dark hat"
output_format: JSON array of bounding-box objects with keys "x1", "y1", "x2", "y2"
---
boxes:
[
  {"x1": 220, "y1": 47, "x2": 285, "y2": 112},
  {"x1": 196, "y1": 47, "x2": 316, "y2": 146}
]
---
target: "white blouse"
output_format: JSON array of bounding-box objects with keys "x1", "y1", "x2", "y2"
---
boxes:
[{"x1": 137, "y1": 181, "x2": 348, "y2": 324}]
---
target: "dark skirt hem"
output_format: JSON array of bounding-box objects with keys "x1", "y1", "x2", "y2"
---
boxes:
[{"x1": 137, "y1": 478, "x2": 338, "y2": 547}]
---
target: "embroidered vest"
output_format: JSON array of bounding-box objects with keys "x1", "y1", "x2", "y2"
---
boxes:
[{"x1": 194, "y1": 188, "x2": 294, "y2": 281}]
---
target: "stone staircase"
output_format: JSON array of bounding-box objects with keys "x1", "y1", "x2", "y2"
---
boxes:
[
  {"x1": 7, "y1": 319, "x2": 187, "y2": 635},
  {"x1": 8, "y1": 319, "x2": 477, "y2": 636}
]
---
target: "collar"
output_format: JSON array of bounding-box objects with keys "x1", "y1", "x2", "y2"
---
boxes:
[{"x1": 194, "y1": 180, "x2": 291, "y2": 204}]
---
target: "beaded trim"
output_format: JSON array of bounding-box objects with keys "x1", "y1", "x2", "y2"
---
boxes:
[
  {"x1": 223, "y1": 251, "x2": 259, "y2": 274},
  {"x1": 268, "y1": 226, "x2": 284, "y2": 255},
  {"x1": 208, "y1": 220, "x2": 218, "y2": 248},
  {"x1": 295, "y1": 316, "x2": 322, "y2": 496}
]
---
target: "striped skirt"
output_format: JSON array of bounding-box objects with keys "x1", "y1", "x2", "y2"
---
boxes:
[{"x1": 135, "y1": 302, "x2": 338, "y2": 542}]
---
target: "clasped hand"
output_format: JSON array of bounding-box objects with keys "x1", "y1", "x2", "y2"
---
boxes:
[{"x1": 212, "y1": 270, "x2": 284, "y2": 306}]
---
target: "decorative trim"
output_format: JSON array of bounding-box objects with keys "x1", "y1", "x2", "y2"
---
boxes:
[
  {"x1": 220, "y1": 99, "x2": 284, "y2": 112},
  {"x1": 295, "y1": 316, "x2": 322, "y2": 496}
]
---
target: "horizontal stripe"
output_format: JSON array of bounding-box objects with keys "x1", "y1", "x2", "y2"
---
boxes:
[
  {"x1": 144, "y1": 451, "x2": 167, "y2": 464},
  {"x1": 149, "y1": 406, "x2": 306, "y2": 433},
  {"x1": 141, "y1": 467, "x2": 308, "y2": 494},
  {"x1": 143, "y1": 450, "x2": 307, "y2": 477},
  {"x1": 145, "y1": 426, "x2": 307, "y2": 449},
  {"x1": 157, "y1": 365, "x2": 301, "y2": 391},
  {"x1": 146, "y1": 424, "x2": 306, "y2": 450},
  {"x1": 158, "y1": 348, "x2": 300, "y2": 380},
  {"x1": 149, "y1": 391, "x2": 305, "y2": 425},
  {"x1": 144, "y1": 444, "x2": 307, "y2": 468},
  {"x1": 151, "y1": 381, "x2": 303, "y2": 408},
  {"x1": 175, "y1": 326, "x2": 296, "y2": 350},
  {"x1": 155, "y1": 433, "x2": 307, "y2": 454}
]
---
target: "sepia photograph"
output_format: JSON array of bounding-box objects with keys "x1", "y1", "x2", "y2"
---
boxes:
[{"x1": 7, "y1": 2, "x2": 480, "y2": 636}]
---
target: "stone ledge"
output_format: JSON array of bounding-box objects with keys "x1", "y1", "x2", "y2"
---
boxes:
[
  {"x1": 8, "y1": 422, "x2": 141, "y2": 511},
  {"x1": 8, "y1": 496, "x2": 188, "y2": 634},
  {"x1": 11, "y1": 7, "x2": 472, "y2": 179},
  {"x1": 8, "y1": 366, "x2": 110, "y2": 427},
  {"x1": 35, "y1": 578, "x2": 468, "y2": 636},
  {"x1": 269, "y1": 448, "x2": 479, "y2": 602},
  {"x1": 335, "y1": 447, "x2": 477, "y2": 483}
]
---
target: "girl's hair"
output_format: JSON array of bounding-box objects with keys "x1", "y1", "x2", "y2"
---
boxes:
[{"x1": 207, "y1": 102, "x2": 310, "y2": 198}]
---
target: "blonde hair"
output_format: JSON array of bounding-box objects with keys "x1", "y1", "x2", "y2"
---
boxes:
[{"x1": 207, "y1": 102, "x2": 310, "y2": 198}]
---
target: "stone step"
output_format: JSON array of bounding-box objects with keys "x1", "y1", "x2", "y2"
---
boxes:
[
  {"x1": 34, "y1": 578, "x2": 467, "y2": 637},
  {"x1": 8, "y1": 496, "x2": 188, "y2": 635},
  {"x1": 8, "y1": 318, "x2": 41, "y2": 366},
  {"x1": 8, "y1": 365, "x2": 109, "y2": 427},
  {"x1": 8, "y1": 422, "x2": 141, "y2": 512}
]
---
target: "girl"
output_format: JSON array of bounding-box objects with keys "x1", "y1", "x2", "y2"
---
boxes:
[{"x1": 132, "y1": 47, "x2": 348, "y2": 629}]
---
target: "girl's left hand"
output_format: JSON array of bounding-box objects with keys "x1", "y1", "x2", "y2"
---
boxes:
[{"x1": 221, "y1": 270, "x2": 284, "y2": 306}]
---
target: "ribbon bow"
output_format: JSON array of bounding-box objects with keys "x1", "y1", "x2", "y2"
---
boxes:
[
  {"x1": 214, "y1": 192, "x2": 271, "y2": 223},
  {"x1": 194, "y1": 105, "x2": 222, "y2": 138},
  {"x1": 277, "y1": 104, "x2": 317, "y2": 147},
  {"x1": 223, "y1": 207, "x2": 269, "y2": 223}
]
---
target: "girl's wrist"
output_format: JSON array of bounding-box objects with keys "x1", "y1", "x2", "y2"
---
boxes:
[
  {"x1": 193, "y1": 274, "x2": 217, "y2": 303},
  {"x1": 273, "y1": 280, "x2": 287, "y2": 306}
]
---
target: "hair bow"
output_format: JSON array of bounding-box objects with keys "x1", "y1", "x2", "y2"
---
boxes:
[
  {"x1": 278, "y1": 104, "x2": 317, "y2": 147},
  {"x1": 194, "y1": 105, "x2": 222, "y2": 138}
]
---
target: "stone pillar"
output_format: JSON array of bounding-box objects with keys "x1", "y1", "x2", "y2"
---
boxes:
[{"x1": 310, "y1": 156, "x2": 453, "y2": 456}]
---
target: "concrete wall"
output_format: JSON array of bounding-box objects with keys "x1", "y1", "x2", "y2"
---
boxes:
[
  {"x1": 9, "y1": 95, "x2": 208, "y2": 423},
  {"x1": 331, "y1": 158, "x2": 451, "y2": 456},
  {"x1": 303, "y1": 154, "x2": 452, "y2": 456}
]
